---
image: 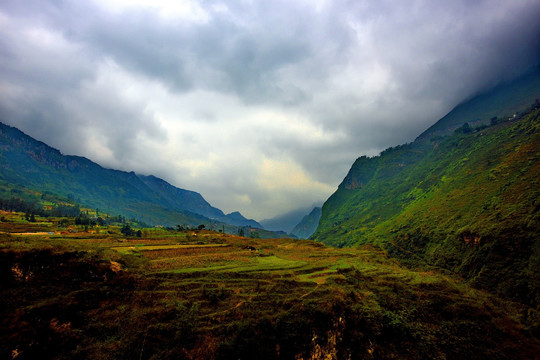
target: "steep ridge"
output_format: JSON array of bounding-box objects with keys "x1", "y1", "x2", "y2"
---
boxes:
[
  {"x1": 313, "y1": 78, "x2": 540, "y2": 305},
  {"x1": 417, "y1": 65, "x2": 540, "y2": 141}
]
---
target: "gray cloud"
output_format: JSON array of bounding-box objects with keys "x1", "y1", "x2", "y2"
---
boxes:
[{"x1": 1, "y1": 0, "x2": 539, "y2": 219}]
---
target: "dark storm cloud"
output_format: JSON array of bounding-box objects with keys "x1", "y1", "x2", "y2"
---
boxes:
[
  {"x1": 75, "y1": 1, "x2": 319, "y2": 103},
  {"x1": 1, "y1": 0, "x2": 539, "y2": 218},
  {"x1": 0, "y1": 14, "x2": 166, "y2": 171}
]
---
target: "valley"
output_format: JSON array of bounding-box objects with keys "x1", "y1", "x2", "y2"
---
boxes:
[
  {"x1": 0, "y1": 56, "x2": 539, "y2": 360},
  {"x1": 2, "y1": 1, "x2": 540, "y2": 359}
]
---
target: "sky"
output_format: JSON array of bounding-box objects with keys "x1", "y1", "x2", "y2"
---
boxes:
[{"x1": 1, "y1": 0, "x2": 540, "y2": 220}]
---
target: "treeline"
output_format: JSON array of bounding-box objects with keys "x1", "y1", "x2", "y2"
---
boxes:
[
  {"x1": 0, "y1": 197, "x2": 80, "y2": 218},
  {"x1": 454, "y1": 100, "x2": 540, "y2": 136},
  {"x1": 1, "y1": 197, "x2": 45, "y2": 217},
  {"x1": 0, "y1": 196, "x2": 147, "y2": 229}
]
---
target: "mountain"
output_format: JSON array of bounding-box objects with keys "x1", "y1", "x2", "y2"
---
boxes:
[
  {"x1": 137, "y1": 176, "x2": 262, "y2": 228},
  {"x1": 417, "y1": 65, "x2": 540, "y2": 141},
  {"x1": 260, "y1": 205, "x2": 317, "y2": 233},
  {"x1": 290, "y1": 206, "x2": 321, "y2": 239},
  {"x1": 217, "y1": 211, "x2": 262, "y2": 228},
  {"x1": 0, "y1": 121, "x2": 257, "y2": 230},
  {"x1": 313, "y1": 73, "x2": 540, "y2": 306}
]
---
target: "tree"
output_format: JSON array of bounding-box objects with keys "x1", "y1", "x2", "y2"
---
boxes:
[
  {"x1": 238, "y1": 228, "x2": 245, "y2": 237},
  {"x1": 121, "y1": 224, "x2": 135, "y2": 236},
  {"x1": 75, "y1": 214, "x2": 91, "y2": 226},
  {"x1": 455, "y1": 122, "x2": 472, "y2": 134}
]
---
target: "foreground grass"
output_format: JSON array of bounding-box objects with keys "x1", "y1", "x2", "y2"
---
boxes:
[{"x1": 0, "y1": 213, "x2": 538, "y2": 359}]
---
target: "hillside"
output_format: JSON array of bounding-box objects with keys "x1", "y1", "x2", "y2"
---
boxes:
[
  {"x1": 313, "y1": 102, "x2": 540, "y2": 305},
  {"x1": 0, "y1": 212, "x2": 538, "y2": 359},
  {"x1": 417, "y1": 65, "x2": 540, "y2": 141},
  {"x1": 0, "y1": 122, "x2": 260, "y2": 231}
]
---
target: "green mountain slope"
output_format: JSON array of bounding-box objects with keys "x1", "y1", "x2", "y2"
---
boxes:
[
  {"x1": 417, "y1": 65, "x2": 540, "y2": 141},
  {"x1": 314, "y1": 104, "x2": 540, "y2": 305}
]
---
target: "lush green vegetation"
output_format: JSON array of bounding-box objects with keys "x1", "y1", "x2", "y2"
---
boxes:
[
  {"x1": 314, "y1": 106, "x2": 540, "y2": 307},
  {"x1": 0, "y1": 211, "x2": 538, "y2": 359},
  {"x1": 0, "y1": 180, "x2": 280, "y2": 242}
]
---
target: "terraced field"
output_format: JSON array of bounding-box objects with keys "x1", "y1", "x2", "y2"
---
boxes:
[{"x1": 1, "y1": 213, "x2": 538, "y2": 359}]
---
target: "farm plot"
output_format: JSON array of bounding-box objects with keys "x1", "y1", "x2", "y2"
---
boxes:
[
  {"x1": 146, "y1": 245, "x2": 256, "y2": 271},
  {"x1": 113, "y1": 240, "x2": 319, "y2": 275}
]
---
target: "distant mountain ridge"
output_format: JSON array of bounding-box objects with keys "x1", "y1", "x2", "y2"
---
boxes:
[
  {"x1": 0, "y1": 121, "x2": 257, "y2": 229},
  {"x1": 290, "y1": 206, "x2": 321, "y2": 239},
  {"x1": 216, "y1": 211, "x2": 262, "y2": 228},
  {"x1": 260, "y1": 205, "x2": 318, "y2": 233}
]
